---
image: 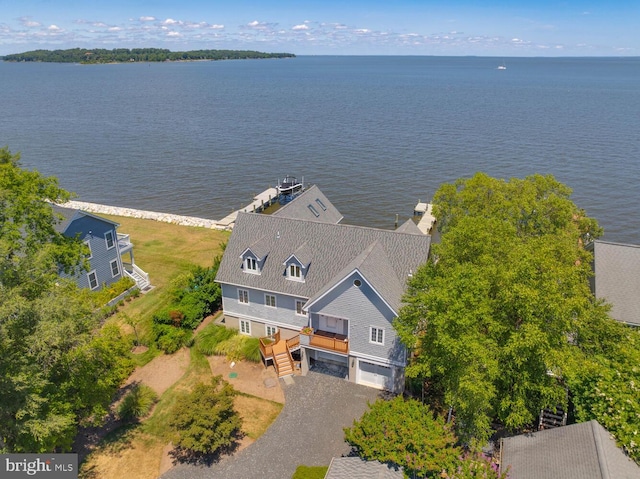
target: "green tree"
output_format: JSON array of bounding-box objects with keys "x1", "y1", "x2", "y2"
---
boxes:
[
  {"x1": 344, "y1": 397, "x2": 460, "y2": 478},
  {"x1": 169, "y1": 376, "x2": 242, "y2": 456},
  {"x1": 395, "y1": 173, "x2": 608, "y2": 447},
  {"x1": 0, "y1": 148, "x2": 133, "y2": 451}
]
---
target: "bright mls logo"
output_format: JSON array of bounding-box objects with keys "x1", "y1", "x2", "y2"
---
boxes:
[{"x1": 1, "y1": 454, "x2": 77, "y2": 478}]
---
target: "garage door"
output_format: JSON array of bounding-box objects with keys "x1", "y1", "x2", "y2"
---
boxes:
[{"x1": 358, "y1": 360, "x2": 393, "y2": 390}]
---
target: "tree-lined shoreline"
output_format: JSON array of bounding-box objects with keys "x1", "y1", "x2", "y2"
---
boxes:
[{"x1": 1, "y1": 48, "x2": 295, "y2": 63}]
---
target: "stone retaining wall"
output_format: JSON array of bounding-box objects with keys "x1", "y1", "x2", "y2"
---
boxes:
[{"x1": 61, "y1": 201, "x2": 228, "y2": 230}]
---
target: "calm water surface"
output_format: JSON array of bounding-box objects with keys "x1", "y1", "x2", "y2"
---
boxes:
[{"x1": 1, "y1": 56, "x2": 638, "y2": 243}]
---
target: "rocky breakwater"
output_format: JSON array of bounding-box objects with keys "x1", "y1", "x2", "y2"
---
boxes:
[{"x1": 61, "y1": 201, "x2": 228, "y2": 230}]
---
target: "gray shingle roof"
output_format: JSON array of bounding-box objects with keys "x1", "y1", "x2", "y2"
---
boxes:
[
  {"x1": 216, "y1": 212, "x2": 431, "y2": 306},
  {"x1": 324, "y1": 457, "x2": 404, "y2": 479},
  {"x1": 273, "y1": 185, "x2": 343, "y2": 224},
  {"x1": 395, "y1": 218, "x2": 423, "y2": 235},
  {"x1": 591, "y1": 240, "x2": 640, "y2": 326},
  {"x1": 51, "y1": 204, "x2": 119, "y2": 234},
  {"x1": 500, "y1": 420, "x2": 640, "y2": 479}
]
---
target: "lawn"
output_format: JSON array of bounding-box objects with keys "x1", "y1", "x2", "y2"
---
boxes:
[{"x1": 79, "y1": 216, "x2": 283, "y2": 479}]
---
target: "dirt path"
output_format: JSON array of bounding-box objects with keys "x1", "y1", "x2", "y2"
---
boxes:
[
  {"x1": 125, "y1": 348, "x2": 190, "y2": 396},
  {"x1": 206, "y1": 356, "x2": 285, "y2": 404}
]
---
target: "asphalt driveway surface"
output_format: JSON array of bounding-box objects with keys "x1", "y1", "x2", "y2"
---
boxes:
[{"x1": 161, "y1": 371, "x2": 382, "y2": 479}]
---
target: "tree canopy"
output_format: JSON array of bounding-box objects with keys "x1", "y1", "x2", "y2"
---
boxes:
[
  {"x1": 0, "y1": 147, "x2": 133, "y2": 452},
  {"x1": 394, "y1": 173, "x2": 619, "y2": 447},
  {"x1": 2, "y1": 48, "x2": 295, "y2": 63}
]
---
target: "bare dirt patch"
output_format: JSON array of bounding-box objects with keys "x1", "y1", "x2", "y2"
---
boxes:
[
  {"x1": 206, "y1": 355, "x2": 285, "y2": 404},
  {"x1": 125, "y1": 348, "x2": 190, "y2": 396}
]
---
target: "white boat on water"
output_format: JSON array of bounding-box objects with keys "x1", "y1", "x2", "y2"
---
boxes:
[{"x1": 497, "y1": 62, "x2": 507, "y2": 70}]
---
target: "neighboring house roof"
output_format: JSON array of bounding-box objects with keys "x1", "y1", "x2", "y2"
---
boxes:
[
  {"x1": 52, "y1": 204, "x2": 119, "y2": 234},
  {"x1": 500, "y1": 420, "x2": 640, "y2": 479},
  {"x1": 590, "y1": 240, "x2": 640, "y2": 326},
  {"x1": 395, "y1": 218, "x2": 423, "y2": 235},
  {"x1": 273, "y1": 185, "x2": 343, "y2": 224},
  {"x1": 216, "y1": 212, "x2": 431, "y2": 307},
  {"x1": 324, "y1": 457, "x2": 404, "y2": 479}
]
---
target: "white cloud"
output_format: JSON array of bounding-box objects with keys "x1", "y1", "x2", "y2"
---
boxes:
[
  {"x1": 167, "y1": 31, "x2": 181, "y2": 37},
  {"x1": 292, "y1": 24, "x2": 309, "y2": 31},
  {"x1": 19, "y1": 17, "x2": 41, "y2": 28},
  {"x1": 139, "y1": 16, "x2": 156, "y2": 22},
  {"x1": 48, "y1": 25, "x2": 62, "y2": 32},
  {"x1": 163, "y1": 18, "x2": 180, "y2": 25},
  {"x1": 108, "y1": 27, "x2": 122, "y2": 32},
  {"x1": 210, "y1": 24, "x2": 224, "y2": 30}
]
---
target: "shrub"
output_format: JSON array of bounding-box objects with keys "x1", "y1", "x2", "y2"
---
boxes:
[
  {"x1": 117, "y1": 384, "x2": 158, "y2": 421},
  {"x1": 241, "y1": 337, "x2": 261, "y2": 363},
  {"x1": 154, "y1": 324, "x2": 194, "y2": 354},
  {"x1": 170, "y1": 376, "x2": 241, "y2": 455},
  {"x1": 195, "y1": 324, "x2": 238, "y2": 356},
  {"x1": 92, "y1": 276, "x2": 136, "y2": 306}
]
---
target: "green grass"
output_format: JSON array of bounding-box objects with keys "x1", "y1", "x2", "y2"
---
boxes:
[{"x1": 292, "y1": 465, "x2": 329, "y2": 479}]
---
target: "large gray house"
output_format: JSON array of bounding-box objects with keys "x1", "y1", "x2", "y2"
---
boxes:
[
  {"x1": 53, "y1": 205, "x2": 150, "y2": 292},
  {"x1": 215, "y1": 186, "x2": 430, "y2": 393}
]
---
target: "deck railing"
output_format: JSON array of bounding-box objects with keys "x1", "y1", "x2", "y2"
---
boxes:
[
  {"x1": 308, "y1": 333, "x2": 349, "y2": 354},
  {"x1": 286, "y1": 335, "x2": 300, "y2": 351}
]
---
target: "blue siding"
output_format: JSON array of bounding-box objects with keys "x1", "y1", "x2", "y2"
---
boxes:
[
  {"x1": 63, "y1": 216, "x2": 122, "y2": 291},
  {"x1": 220, "y1": 283, "x2": 309, "y2": 331},
  {"x1": 309, "y1": 272, "x2": 406, "y2": 365}
]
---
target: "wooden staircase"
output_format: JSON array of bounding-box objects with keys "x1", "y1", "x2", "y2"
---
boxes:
[{"x1": 272, "y1": 340, "x2": 295, "y2": 378}]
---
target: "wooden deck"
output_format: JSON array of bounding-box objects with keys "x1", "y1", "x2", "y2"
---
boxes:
[
  {"x1": 307, "y1": 330, "x2": 349, "y2": 354},
  {"x1": 259, "y1": 331, "x2": 297, "y2": 377},
  {"x1": 217, "y1": 187, "x2": 279, "y2": 228},
  {"x1": 414, "y1": 202, "x2": 436, "y2": 234}
]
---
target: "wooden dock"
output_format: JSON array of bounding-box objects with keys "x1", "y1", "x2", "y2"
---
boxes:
[
  {"x1": 217, "y1": 187, "x2": 279, "y2": 228},
  {"x1": 414, "y1": 201, "x2": 436, "y2": 235}
]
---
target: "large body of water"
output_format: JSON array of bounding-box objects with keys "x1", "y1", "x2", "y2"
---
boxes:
[{"x1": 1, "y1": 56, "x2": 639, "y2": 243}]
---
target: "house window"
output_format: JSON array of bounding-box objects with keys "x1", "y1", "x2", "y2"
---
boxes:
[
  {"x1": 370, "y1": 327, "x2": 384, "y2": 345},
  {"x1": 315, "y1": 198, "x2": 327, "y2": 211},
  {"x1": 265, "y1": 294, "x2": 276, "y2": 308},
  {"x1": 238, "y1": 289, "x2": 249, "y2": 304},
  {"x1": 87, "y1": 270, "x2": 99, "y2": 290},
  {"x1": 105, "y1": 231, "x2": 115, "y2": 250},
  {"x1": 110, "y1": 259, "x2": 120, "y2": 278},
  {"x1": 308, "y1": 204, "x2": 320, "y2": 217},
  {"x1": 245, "y1": 257, "x2": 258, "y2": 272},
  {"x1": 289, "y1": 264, "x2": 301, "y2": 279},
  {"x1": 84, "y1": 240, "x2": 92, "y2": 259},
  {"x1": 266, "y1": 325, "x2": 278, "y2": 337},
  {"x1": 240, "y1": 319, "x2": 251, "y2": 335},
  {"x1": 295, "y1": 300, "x2": 305, "y2": 316}
]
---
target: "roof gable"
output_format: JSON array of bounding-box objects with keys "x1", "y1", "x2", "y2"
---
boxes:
[
  {"x1": 52, "y1": 204, "x2": 119, "y2": 234},
  {"x1": 272, "y1": 185, "x2": 343, "y2": 224}
]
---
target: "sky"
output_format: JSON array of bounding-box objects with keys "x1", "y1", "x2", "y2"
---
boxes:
[{"x1": 0, "y1": 0, "x2": 638, "y2": 57}]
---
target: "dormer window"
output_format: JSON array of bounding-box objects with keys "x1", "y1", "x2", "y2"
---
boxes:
[
  {"x1": 290, "y1": 264, "x2": 301, "y2": 278},
  {"x1": 245, "y1": 257, "x2": 258, "y2": 272}
]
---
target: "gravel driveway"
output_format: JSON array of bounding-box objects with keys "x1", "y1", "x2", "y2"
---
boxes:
[{"x1": 161, "y1": 371, "x2": 383, "y2": 479}]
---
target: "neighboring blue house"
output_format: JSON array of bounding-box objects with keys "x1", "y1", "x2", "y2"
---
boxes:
[
  {"x1": 215, "y1": 186, "x2": 430, "y2": 393},
  {"x1": 53, "y1": 205, "x2": 150, "y2": 292}
]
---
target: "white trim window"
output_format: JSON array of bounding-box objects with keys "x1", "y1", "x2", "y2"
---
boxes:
[
  {"x1": 238, "y1": 289, "x2": 249, "y2": 304},
  {"x1": 110, "y1": 259, "x2": 120, "y2": 278},
  {"x1": 87, "y1": 270, "x2": 99, "y2": 290},
  {"x1": 289, "y1": 264, "x2": 301, "y2": 279},
  {"x1": 245, "y1": 257, "x2": 258, "y2": 273},
  {"x1": 266, "y1": 325, "x2": 278, "y2": 337},
  {"x1": 240, "y1": 319, "x2": 251, "y2": 335},
  {"x1": 84, "y1": 240, "x2": 93, "y2": 259},
  {"x1": 265, "y1": 294, "x2": 276, "y2": 308},
  {"x1": 105, "y1": 230, "x2": 115, "y2": 250},
  {"x1": 370, "y1": 326, "x2": 384, "y2": 345},
  {"x1": 295, "y1": 300, "x2": 306, "y2": 316}
]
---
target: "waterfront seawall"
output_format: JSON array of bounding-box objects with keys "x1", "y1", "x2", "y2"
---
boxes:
[{"x1": 61, "y1": 201, "x2": 227, "y2": 230}]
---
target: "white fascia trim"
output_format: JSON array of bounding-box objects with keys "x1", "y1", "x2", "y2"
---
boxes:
[
  {"x1": 304, "y1": 269, "x2": 398, "y2": 316},
  {"x1": 349, "y1": 350, "x2": 406, "y2": 368},
  {"x1": 219, "y1": 281, "x2": 309, "y2": 300},
  {"x1": 223, "y1": 311, "x2": 307, "y2": 332},
  {"x1": 302, "y1": 344, "x2": 349, "y2": 357}
]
